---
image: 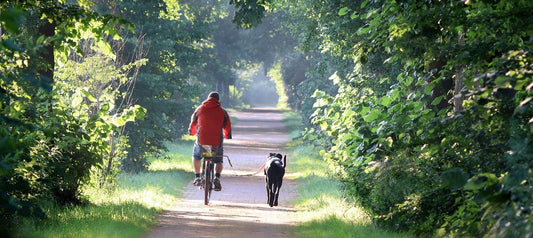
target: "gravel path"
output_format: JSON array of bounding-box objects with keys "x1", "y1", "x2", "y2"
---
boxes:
[{"x1": 145, "y1": 108, "x2": 298, "y2": 238}]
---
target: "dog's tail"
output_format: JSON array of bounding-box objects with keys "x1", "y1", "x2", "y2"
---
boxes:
[{"x1": 283, "y1": 155, "x2": 287, "y2": 168}]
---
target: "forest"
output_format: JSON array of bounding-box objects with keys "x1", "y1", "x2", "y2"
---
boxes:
[{"x1": 1, "y1": 0, "x2": 532, "y2": 237}]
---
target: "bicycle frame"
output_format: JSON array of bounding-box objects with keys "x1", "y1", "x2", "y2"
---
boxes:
[
  {"x1": 199, "y1": 145, "x2": 217, "y2": 205},
  {"x1": 200, "y1": 156, "x2": 214, "y2": 205},
  {"x1": 198, "y1": 145, "x2": 231, "y2": 205}
]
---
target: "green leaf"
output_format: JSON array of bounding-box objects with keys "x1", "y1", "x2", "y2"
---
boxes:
[
  {"x1": 113, "y1": 116, "x2": 127, "y2": 127},
  {"x1": 464, "y1": 173, "x2": 499, "y2": 191},
  {"x1": 0, "y1": 7, "x2": 25, "y2": 34},
  {"x1": 365, "y1": 8, "x2": 379, "y2": 19},
  {"x1": 431, "y1": 95, "x2": 445, "y2": 106},
  {"x1": 494, "y1": 76, "x2": 512, "y2": 88},
  {"x1": 100, "y1": 103, "x2": 110, "y2": 112},
  {"x1": 425, "y1": 82, "x2": 436, "y2": 95},
  {"x1": 72, "y1": 94, "x2": 82, "y2": 108},
  {"x1": 134, "y1": 105, "x2": 147, "y2": 120},
  {"x1": 82, "y1": 90, "x2": 96, "y2": 102},
  {"x1": 387, "y1": 88, "x2": 400, "y2": 101},
  {"x1": 339, "y1": 7, "x2": 349, "y2": 16},
  {"x1": 361, "y1": 0, "x2": 370, "y2": 8},
  {"x1": 378, "y1": 96, "x2": 392, "y2": 107},
  {"x1": 314, "y1": 97, "x2": 330, "y2": 107},
  {"x1": 363, "y1": 109, "x2": 381, "y2": 122},
  {"x1": 403, "y1": 76, "x2": 414, "y2": 86}
]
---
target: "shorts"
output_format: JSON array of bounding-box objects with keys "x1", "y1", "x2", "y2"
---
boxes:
[{"x1": 193, "y1": 143, "x2": 224, "y2": 163}]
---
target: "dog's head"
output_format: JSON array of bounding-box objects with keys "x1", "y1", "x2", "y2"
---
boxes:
[
  {"x1": 269, "y1": 153, "x2": 283, "y2": 159},
  {"x1": 268, "y1": 153, "x2": 287, "y2": 168}
]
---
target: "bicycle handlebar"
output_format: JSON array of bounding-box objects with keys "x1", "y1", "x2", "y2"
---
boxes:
[{"x1": 201, "y1": 154, "x2": 232, "y2": 167}]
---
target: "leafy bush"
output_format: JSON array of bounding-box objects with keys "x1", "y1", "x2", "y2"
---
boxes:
[
  {"x1": 34, "y1": 110, "x2": 99, "y2": 204},
  {"x1": 306, "y1": 0, "x2": 532, "y2": 237},
  {"x1": 0, "y1": 122, "x2": 46, "y2": 235},
  {"x1": 1, "y1": 3, "x2": 143, "y2": 236}
]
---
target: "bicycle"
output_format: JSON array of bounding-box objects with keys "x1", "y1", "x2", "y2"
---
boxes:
[{"x1": 199, "y1": 145, "x2": 231, "y2": 205}]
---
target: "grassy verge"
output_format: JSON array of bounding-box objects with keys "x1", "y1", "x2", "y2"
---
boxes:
[
  {"x1": 283, "y1": 112, "x2": 411, "y2": 238},
  {"x1": 14, "y1": 140, "x2": 194, "y2": 238}
]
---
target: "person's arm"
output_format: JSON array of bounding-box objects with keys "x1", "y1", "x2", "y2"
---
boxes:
[
  {"x1": 188, "y1": 108, "x2": 199, "y2": 135},
  {"x1": 222, "y1": 110, "x2": 232, "y2": 139}
]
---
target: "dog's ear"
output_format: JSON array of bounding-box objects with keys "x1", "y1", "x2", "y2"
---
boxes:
[
  {"x1": 269, "y1": 152, "x2": 275, "y2": 157},
  {"x1": 283, "y1": 155, "x2": 287, "y2": 168},
  {"x1": 275, "y1": 153, "x2": 282, "y2": 159}
]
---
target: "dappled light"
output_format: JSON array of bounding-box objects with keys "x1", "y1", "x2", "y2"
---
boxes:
[
  {"x1": 2, "y1": 0, "x2": 531, "y2": 237},
  {"x1": 146, "y1": 109, "x2": 298, "y2": 238}
]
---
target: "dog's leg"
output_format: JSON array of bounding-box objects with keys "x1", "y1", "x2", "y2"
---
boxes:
[
  {"x1": 273, "y1": 180, "x2": 279, "y2": 206},
  {"x1": 266, "y1": 177, "x2": 270, "y2": 205},
  {"x1": 273, "y1": 183, "x2": 278, "y2": 206},
  {"x1": 275, "y1": 175, "x2": 284, "y2": 206},
  {"x1": 269, "y1": 182, "x2": 276, "y2": 207}
]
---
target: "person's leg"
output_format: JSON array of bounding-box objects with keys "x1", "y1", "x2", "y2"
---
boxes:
[
  {"x1": 214, "y1": 146, "x2": 224, "y2": 176},
  {"x1": 194, "y1": 158, "x2": 202, "y2": 174},
  {"x1": 192, "y1": 144, "x2": 202, "y2": 186},
  {"x1": 215, "y1": 162, "x2": 223, "y2": 175},
  {"x1": 212, "y1": 146, "x2": 224, "y2": 191},
  {"x1": 214, "y1": 161, "x2": 223, "y2": 191}
]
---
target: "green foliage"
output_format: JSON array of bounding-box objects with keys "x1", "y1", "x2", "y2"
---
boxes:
[
  {"x1": 55, "y1": 54, "x2": 147, "y2": 185},
  {"x1": 97, "y1": 0, "x2": 244, "y2": 171},
  {"x1": 1, "y1": 6, "x2": 47, "y2": 234},
  {"x1": 447, "y1": 133, "x2": 533, "y2": 237},
  {"x1": 19, "y1": 203, "x2": 156, "y2": 238},
  {"x1": 13, "y1": 140, "x2": 192, "y2": 238},
  {"x1": 33, "y1": 106, "x2": 98, "y2": 204},
  {"x1": 2, "y1": 0, "x2": 531, "y2": 237},
  {"x1": 230, "y1": 0, "x2": 271, "y2": 29},
  {"x1": 0, "y1": 1, "x2": 142, "y2": 236},
  {"x1": 288, "y1": 142, "x2": 411, "y2": 238},
  {"x1": 268, "y1": 0, "x2": 533, "y2": 236}
]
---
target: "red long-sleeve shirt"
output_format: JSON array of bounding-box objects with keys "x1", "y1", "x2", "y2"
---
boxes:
[{"x1": 188, "y1": 97, "x2": 232, "y2": 146}]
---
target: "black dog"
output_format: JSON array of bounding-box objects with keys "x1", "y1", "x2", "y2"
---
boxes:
[{"x1": 264, "y1": 153, "x2": 286, "y2": 207}]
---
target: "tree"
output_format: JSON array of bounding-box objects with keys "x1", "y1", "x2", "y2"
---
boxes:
[
  {"x1": 1, "y1": 0, "x2": 137, "y2": 234},
  {"x1": 229, "y1": 0, "x2": 533, "y2": 236},
  {"x1": 311, "y1": 0, "x2": 533, "y2": 236},
  {"x1": 97, "y1": 0, "x2": 243, "y2": 171}
]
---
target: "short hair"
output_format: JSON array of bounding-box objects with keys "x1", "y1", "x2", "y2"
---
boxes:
[{"x1": 208, "y1": 91, "x2": 220, "y2": 100}]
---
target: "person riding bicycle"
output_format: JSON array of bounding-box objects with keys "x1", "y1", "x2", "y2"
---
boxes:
[{"x1": 188, "y1": 91, "x2": 232, "y2": 191}]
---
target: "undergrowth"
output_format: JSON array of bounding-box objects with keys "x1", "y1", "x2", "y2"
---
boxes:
[
  {"x1": 13, "y1": 140, "x2": 193, "y2": 238},
  {"x1": 283, "y1": 112, "x2": 410, "y2": 238}
]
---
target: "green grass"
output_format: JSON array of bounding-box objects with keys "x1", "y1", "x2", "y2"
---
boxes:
[
  {"x1": 14, "y1": 110, "x2": 409, "y2": 238},
  {"x1": 282, "y1": 110, "x2": 304, "y2": 139},
  {"x1": 288, "y1": 144, "x2": 411, "y2": 238},
  {"x1": 282, "y1": 112, "x2": 411, "y2": 238},
  {"x1": 16, "y1": 202, "x2": 156, "y2": 238},
  {"x1": 14, "y1": 140, "x2": 194, "y2": 238}
]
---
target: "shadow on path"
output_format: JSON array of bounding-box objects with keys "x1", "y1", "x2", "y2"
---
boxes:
[{"x1": 145, "y1": 108, "x2": 298, "y2": 238}]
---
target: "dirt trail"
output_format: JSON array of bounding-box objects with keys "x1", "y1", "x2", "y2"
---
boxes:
[{"x1": 145, "y1": 108, "x2": 298, "y2": 238}]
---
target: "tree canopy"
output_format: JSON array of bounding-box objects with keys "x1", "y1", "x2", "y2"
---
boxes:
[
  {"x1": 2, "y1": 0, "x2": 532, "y2": 237},
  {"x1": 232, "y1": 0, "x2": 532, "y2": 236}
]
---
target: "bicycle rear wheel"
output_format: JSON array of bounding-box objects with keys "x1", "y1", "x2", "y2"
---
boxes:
[{"x1": 204, "y1": 161, "x2": 213, "y2": 205}]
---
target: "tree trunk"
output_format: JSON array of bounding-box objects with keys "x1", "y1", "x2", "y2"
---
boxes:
[
  {"x1": 38, "y1": 20, "x2": 56, "y2": 81},
  {"x1": 38, "y1": 20, "x2": 56, "y2": 112},
  {"x1": 427, "y1": 59, "x2": 453, "y2": 111}
]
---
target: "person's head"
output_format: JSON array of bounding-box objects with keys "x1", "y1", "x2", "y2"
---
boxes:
[{"x1": 208, "y1": 91, "x2": 220, "y2": 101}]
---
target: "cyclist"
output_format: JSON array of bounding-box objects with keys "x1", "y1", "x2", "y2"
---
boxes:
[{"x1": 188, "y1": 91, "x2": 232, "y2": 191}]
